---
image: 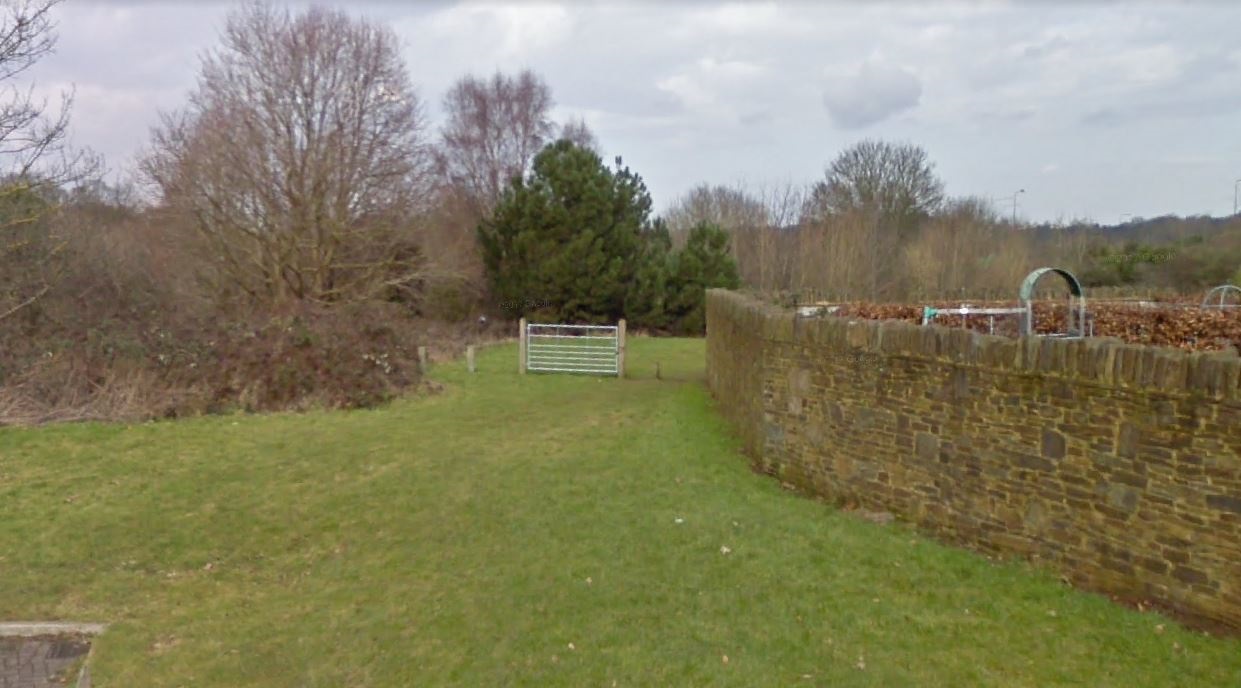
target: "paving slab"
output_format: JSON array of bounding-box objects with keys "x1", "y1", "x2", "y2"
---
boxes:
[{"x1": 0, "y1": 635, "x2": 90, "y2": 688}]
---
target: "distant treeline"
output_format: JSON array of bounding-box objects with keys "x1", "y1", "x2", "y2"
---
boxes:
[{"x1": 660, "y1": 181, "x2": 1241, "y2": 303}]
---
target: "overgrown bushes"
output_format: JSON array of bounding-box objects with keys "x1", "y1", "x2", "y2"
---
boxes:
[
  {"x1": 0, "y1": 187, "x2": 492, "y2": 426},
  {"x1": 0, "y1": 306, "x2": 425, "y2": 423}
]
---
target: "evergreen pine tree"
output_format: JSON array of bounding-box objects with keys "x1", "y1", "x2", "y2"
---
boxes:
[
  {"x1": 626, "y1": 218, "x2": 674, "y2": 331},
  {"x1": 666, "y1": 221, "x2": 741, "y2": 334},
  {"x1": 478, "y1": 141, "x2": 652, "y2": 323}
]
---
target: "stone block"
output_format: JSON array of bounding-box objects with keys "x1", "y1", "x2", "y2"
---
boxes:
[
  {"x1": 1101, "y1": 483, "x2": 1139, "y2": 514},
  {"x1": 789, "y1": 367, "x2": 811, "y2": 396},
  {"x1": 915, "y1": 432, "x2": 939, "y2": 461},
  {"x1": 1206, "y1": 494, "x2": 1241, "y2": 514},
  {"x1": 1117, "y1": 422, "x2": 1140, "y2": 459},
  {"x1": 1172, "y1": 566, "x2": 1209, "y2": 585},
  {"x1": 1015, "y1": 453, "x2": 1054, "y2": 472},
  {"x1": 1041, "y1": 429, "x2": 1066, "y2": 459}
]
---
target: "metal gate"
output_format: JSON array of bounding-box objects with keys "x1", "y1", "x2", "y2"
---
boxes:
[{"x1": 521, "y1": 322, "x2": 623, "y2": 376}]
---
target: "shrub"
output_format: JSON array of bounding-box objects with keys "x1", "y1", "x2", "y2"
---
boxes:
[{"x1": 0, "y1": 300, "x2": 433, "y2": 424}]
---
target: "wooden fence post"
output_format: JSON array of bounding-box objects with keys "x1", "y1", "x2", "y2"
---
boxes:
[
  {"x1": 518, "y1": 318, "x2": 527, "y2": 375},
  {"x1": 417, "y1": 346, "x2": 428, "y2": 375},
  {"x1": 466, "y1": 345, "x2": 476, "y2": 373},
  {"x1": 617, "y1": 318, "x2": 627, "y2": 378}
]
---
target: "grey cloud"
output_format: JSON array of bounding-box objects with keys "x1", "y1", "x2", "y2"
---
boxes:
[
  {"x1": 1083, "y1": 89, "x2": 1241, "y2": 127},
  {"x1": 978, "y1": 106, "x2": 1036, "y2": 123},
  {"x1": 28, "y1": 2, "x2": 1241, "y2": 221},
  {"x1": 822, "y1": 61, "x2": 922, "y2": 129},
  {"x1": 739, "y1": 110, "x2": 772, "y2": 127},
  {"x1": 1021, "y1": 35, "x2": 1069, "y2": 60},
  {"x1": 1082, "y1": 106, "x2": 1125, "y2": 127}
]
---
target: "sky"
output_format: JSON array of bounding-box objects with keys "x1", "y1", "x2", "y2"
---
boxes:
[{"x1": 26, "y1": 0, "x2": 1241, "y2": 224}]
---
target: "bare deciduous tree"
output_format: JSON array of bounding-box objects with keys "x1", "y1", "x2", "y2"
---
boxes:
[
  {"x1": 797, "y1": 140, "x2": 944, "y2": 300},
  {"x1": 751, "y1": 182, "x2": 804, "y2": 292},
  {"x1": 143, "y1": 4, "x2": 433, "y2": 305},
  {"x1": 794, "y1": 210, "x2": 898, "y2": 301},
  {"x1": 436, "y1": 69, "x2": 555, "y2": 215},
  {"x1": 0, "y1": 0, "x2": 100, "y2": 322},
  {"x1": 664, "y1": 182, "x2": 807, "y2": 291},
  {"x1": 665, "y1": 184, "x2": 765, "y2": 234},
  {"x1": 902, "y1": 197, "x2": 1032, "y2": 299},
  {"x1": 805, "y1": 139, "x2": 944, "y2": 235}
]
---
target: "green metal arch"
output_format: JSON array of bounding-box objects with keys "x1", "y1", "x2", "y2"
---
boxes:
[
  {"x1": 1202, "y1": 284, "x2": 1241, "y2": 308},
  {"x1": 1019, "y1": 267, "x2": 1084, "y2": 301},
  {"x1": 1019, "y1": 267, "x2": 1086, "y2": 337}
]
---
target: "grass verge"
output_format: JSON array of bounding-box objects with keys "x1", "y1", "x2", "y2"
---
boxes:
[{"x1": 0, "y1": 338, "x2": 1238, "y2": 686}]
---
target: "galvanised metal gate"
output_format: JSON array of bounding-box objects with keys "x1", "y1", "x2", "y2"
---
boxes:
[{"x1": 520, "y1": 320, "x2": 625, "y2": 377}]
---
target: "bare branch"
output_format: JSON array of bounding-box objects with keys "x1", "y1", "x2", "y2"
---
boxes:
[
  {"x1": 0, "y1": 0, "x2": 57, "y2": 83},
  {"x1": 0, "y1": 0, "x2": 100, "y2": 323},
  {"x1": 0, "y1": 280, "x2": 45, "y2": 319},
  {"x1": 435, "y1": 69, "x2": 555, "y2": 216},
  {"x1": 559, "y1": 116, "x2": 600, "y2": 154}
]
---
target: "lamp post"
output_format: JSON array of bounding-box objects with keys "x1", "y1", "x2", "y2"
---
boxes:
[
  {"x1": 1010, "y1": 188, "x2": 1025, "y2": 224},
  {"x1": 1234, "y1": 179, "x2": 1240, "y2": 216}
]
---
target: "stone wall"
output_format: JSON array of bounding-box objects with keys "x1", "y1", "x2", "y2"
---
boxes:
[{"x1": 706, "y1": 289, "x2": 1241, "y2": 630}]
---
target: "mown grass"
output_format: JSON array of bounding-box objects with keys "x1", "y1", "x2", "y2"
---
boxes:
[{"x1": 0, "y1": 338, "x2": 1237, "y2": 686}]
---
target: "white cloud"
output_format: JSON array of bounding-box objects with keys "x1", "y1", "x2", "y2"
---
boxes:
[
  {"x1": 696, "y1": 57, "x2": 764, "y2": 80},
  {"x1": 656, "y1": 56, "x2": 767, "y2": 121},
  {"x1": 425, "y1": 2, "x2": 573, "y2": 59}
]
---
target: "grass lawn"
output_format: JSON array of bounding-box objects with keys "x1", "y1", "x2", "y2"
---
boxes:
[{"x1": 1, "y1": 337, "x2": 1238, "y2": 686}]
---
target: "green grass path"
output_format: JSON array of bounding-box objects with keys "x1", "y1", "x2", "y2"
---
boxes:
[{"x1": 0, "y1": 338, "x2": 1238, "y2": 686}]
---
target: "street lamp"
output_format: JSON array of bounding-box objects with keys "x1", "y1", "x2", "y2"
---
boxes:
[
  {"x1": 1234, "y1": 179, "x2": 1240, "y2": 216},
  {"x1": 1010, "y1": 189, "x2": 1025, "y2": 224}
]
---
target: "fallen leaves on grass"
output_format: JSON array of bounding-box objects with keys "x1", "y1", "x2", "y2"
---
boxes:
[{"x1": 720, "y1": 545, "x2": 732, "y2": 555}]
